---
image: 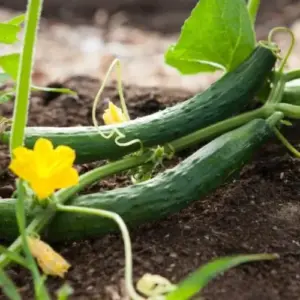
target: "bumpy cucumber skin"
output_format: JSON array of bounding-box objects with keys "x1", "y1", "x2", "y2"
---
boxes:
[
  {"x1": 0, "y1": 119, "x2": 274, "y2": 242},
  {"x1": 1, "y1": 47, "x2": 276, "y2": 163}
]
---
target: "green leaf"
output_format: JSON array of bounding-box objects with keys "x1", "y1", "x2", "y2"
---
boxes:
[
  {"x1": 0, "y1": 245, "x2": 28, "y2": 269},
  {"x1": 6, "y1": 14, "x2": 25, "y2": 26},
  {"x1": 56, "y1": 284, "x2": 74, "y2": 300},
  {"x1": 0, "y1": 23, "x2": 21, "y2": 44},
  {"x1": 166, "y1": 253, "x2": 278, "y2": 300},
  {"x1": 32, "y1": 85, "x2": 77, "y2": 96},
  {"x1": 0, "y1": 53, "x2": 20, "y2": 80},
  {"x1": 0, "y1": 91, "x2": 14, "y2": 104},
  {"x1": 0, "y1": 268, "x2": 22, "y2": 300},
  {"x1": 165, "y1": 0, "x2": 256, "y2": 74},
  {"x1": 0, "y1": 14, "x2": 24, "y2": 45}
]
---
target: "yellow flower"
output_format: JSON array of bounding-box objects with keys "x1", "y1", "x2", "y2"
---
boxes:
[
  {"x1": 103, "y1": 101, "x2": 127, "y2": 125},
  {"x1": 9, "y1": 138, "x2": 79, "y2": 200},
  {"x1": 27, "y1": 236, "x2": 71, "y2": 278}
]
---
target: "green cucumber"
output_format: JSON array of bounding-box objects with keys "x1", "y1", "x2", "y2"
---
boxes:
[
  {"x1": 282, "y1": 85, "x2": 300, "y2": 106},
  {"x1": 0, "y1": 46, "x2": 276, "y2": 163},
  {"x1": 0, "y1": 116, "x2": 278, "y2": 242}
]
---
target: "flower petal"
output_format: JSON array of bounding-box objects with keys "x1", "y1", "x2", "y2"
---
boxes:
[
  {"x1": 103, "y1": 101, "x2": 127, "y2": 125},
  {"x1": 54, "y1": 145, "x2": 76, "y2": 167},
  {"x1": 52, "y1": 167, "x2": 79, "y2": 189},
  {"x1": 30, "y1": 178, "x2": 55, "y2": 199},
  {"x1": 34, "y1": 138, "x2": 54, "y2": 154},
  {"x1": 12, "y1": 146, "x2": 34, "y2": 161},
  {"x1": 9, "y1": 147, "x2": 36, "y2": 181},
  {"x1": 10, "y1": 139, "x2": 78, "y2": 200},
  {"x1": 34, "y1": 138, "x2": 55, "y2": 170},
  {"x1": 28, "y1": 237, "x2": 71, "y2": 278},
  {"x1": 103, "y1": 110, "x2": 113, "y2": 125}
]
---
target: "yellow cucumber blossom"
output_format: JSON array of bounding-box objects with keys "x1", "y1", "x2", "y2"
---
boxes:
[
  {"x1": 103, "y1": 101, "x2": 127, "y2": 125},
  {"x1": 9, "y1": 138, "x2": 79, "y2": 200},
  {"x1": 27, "y1": 236, "x2": 71, "y2": 278}
]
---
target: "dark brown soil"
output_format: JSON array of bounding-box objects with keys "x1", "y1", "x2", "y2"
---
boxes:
[{"x1": 1, "y1": 76, "x2": 300, "y2": 299}]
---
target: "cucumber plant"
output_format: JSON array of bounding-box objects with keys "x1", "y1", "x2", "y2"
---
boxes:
[{"x1": 1, "y1": 0, "x2": 300, "y2": 300}]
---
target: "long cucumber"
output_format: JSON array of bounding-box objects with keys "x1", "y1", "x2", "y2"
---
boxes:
[
  {"x1": 0, "y1": 116, "x2": 278, "y2": 242},
  {"x1": 0, "y1": 46, "x2": 276, "y2": 163}
]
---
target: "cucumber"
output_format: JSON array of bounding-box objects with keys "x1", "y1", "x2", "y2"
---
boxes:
[
  {"x1": 0, "y1": 117, "x2": 277, "y2": 242},
  {"x1": 0, "y1": 46, "x2": 276, "y2": 164},
  {"x1": 282, "y1": 85, "x2": 300, "y2": 106}
]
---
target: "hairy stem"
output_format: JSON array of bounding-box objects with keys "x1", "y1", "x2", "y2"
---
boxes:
[
  {"x1": 9, "y1": 0, "x2": 43, "y2": 153},
  {"x1": 285, "y1": 69, "x2": 300, "y2": 82},
  {"x1": 274, "y1": 128, "x2": 300, "y2": 157},
  {"x1": 16, "y1": 180, "x2": 50, "y2": 300},
  {"x1": 56, "y1": 204, "x2": 144, "y2": 300}
]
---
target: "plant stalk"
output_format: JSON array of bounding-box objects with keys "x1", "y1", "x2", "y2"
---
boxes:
[
  {"x1": 56, "y1": 204, "x2": 144, "y2": 300},
  {"x1": 9, "y1": 0, "x2": 43, "y2": 153}
]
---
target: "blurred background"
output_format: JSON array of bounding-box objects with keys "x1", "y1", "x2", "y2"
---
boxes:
[{"x1": 0, "y1": 0, "x2": 299, "y2": 91}]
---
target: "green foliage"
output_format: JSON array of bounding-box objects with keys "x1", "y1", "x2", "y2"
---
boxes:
[
  {"x1": 0, "y1": 53, "x2": 20, "y2": 80},
  {"x1": 165, "y1": 0, "x2": 255, "y2": 74},
  {"x1": 166, "y1": 253, "x2": 278, "y2": 300},
  {"x1": 0, "y1": 268, "x2": 22, "y2": 300}
]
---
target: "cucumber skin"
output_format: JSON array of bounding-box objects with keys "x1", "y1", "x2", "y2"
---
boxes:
[
  {"x1": 282, "y1": 85, "x2": 300, "y2": 106},
  {"x1": 0, "y1": 119, "x2": 273, "y2": 243},
  {"x1": 1, "y1": 47, "x2": 276, "y2": 164}
]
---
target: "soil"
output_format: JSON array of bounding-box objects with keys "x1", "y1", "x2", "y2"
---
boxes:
[{"x1": 1, "y1": 77, "x2": 300, "y2": 299}]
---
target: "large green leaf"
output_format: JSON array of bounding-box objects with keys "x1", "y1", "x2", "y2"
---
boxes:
[
  {"x1": 166, "y1": 253, "x2": 278, "y2": 300},
  {"x1": 165, "y1": 0, "x2": 256, "y2": 74}
]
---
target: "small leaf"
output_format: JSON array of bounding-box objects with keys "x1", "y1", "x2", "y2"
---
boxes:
[
  {"x1": 165, "y1": 0, "x2": 255, "y2": 74},
  {"x1": 0, "y1": 14, "x2": 24, "y2": 45},
  {"x1": 6, "y1": 14, "x2": 25, "y2": 26},
  {"x1": 280, "y1": 119, "x2": 293, "y2": 126},
  {"x1": 0, "y1": 23, "x2": 21, "y2": 44},
  {"x1": 56, "y1": 283, "x2": 74, "y2": 300},
  {"x1": 166, "y1": 253, "x2": 278, "y2": 300},
  {"x1": 0, "y1": 92, "x2": 14, "y2": 104},
  {"x1": 32, "y1": 85, "x2": 77, "y2": 96},
  {"x1": 0, "y1": 268, "x2": 22, "y2": 300},
  {"x1": 0, "y1": 53, "x2": 20, "y2": 80},
  {"x1": 0, "y1": 245, "x2": 28, "y2": 269}
]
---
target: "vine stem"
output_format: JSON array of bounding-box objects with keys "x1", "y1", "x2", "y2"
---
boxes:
[
  {"x1": 266, "y1": 28, "x2": 295, "y2": 104},
  {"x1": 7, "y1": 0, "x2": 50, "y2": 298},
  {"x1": 273, "y1": 128, "x2": 300, "y2": 157},
  {"x1": 247, "y1": 0, "x2": 260, "y2": 24},
  {"x1": 284, "y1": 69, "x2": 300, "y2": 82},
  {"x1": 91, "y1": 58, "x2": 142, "y2": 151},
  {"x1": 92, "y1": 58, "x2": 130, "y2": 128},
  {"x1": 171, "y1": 105, "x2": 270, "y2": 151},
  {"x1": 16, "y1": 180, "x2": 50, "y2": 300},
  {"x1": 56, "y1": 204, "x2": 145, "y2": 300},
  {"x1": 9, "y1": 0, "x2": 43, "y2": 154}
]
